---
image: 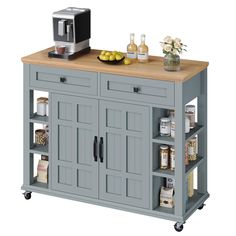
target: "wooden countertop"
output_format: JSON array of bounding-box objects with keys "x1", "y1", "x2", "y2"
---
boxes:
[{"x1": 22, "y1": 47, "x2": 208, "y2": 82}]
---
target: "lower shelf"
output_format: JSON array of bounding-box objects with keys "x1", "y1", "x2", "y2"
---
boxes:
[
  {"x1": 30, "y1": 177, "x2": 48, "y2": 189},
  {"x1": 153, "y1": 190, "x2": 205, "y2": 216},
  {"x1": 30, "y1": 144, "x2": 48, "y2": 155}
]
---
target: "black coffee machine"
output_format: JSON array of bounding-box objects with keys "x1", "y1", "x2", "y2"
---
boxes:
[{"x1": 48, "y1": 7, "x2": 91, "y2": 60}]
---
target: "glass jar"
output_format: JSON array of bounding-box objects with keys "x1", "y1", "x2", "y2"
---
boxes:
[
  {"x1": 37, "y1": 97, "x2": 48, "y2": 116},
  {"x1": 170, "y1": 147, "x2": 175, "y2": 170},
  {"x1": 185, "y1": 114, "x2": 190, "y2": 133},
  {"x1": 185, "y1": 105, "x2": 195, "y2": 129},
  {"x1": 188, "y1": 138, "x2": 197, "y2": 161},
  {"x1": 160, "y1": 118, "x2": 171, "y2": 136},
  {"x1": 185, "y1": 143, "x2": 189, "y2": 165},
  {"x1": 35, "y1": 129, "x2": 48, "y2": 146},
  {"x1": 164, "y1": 53, "x2": 180, "y2": 71},
  {"x1": 160, "y1": 145, "x2": 169, "y2": 169}
]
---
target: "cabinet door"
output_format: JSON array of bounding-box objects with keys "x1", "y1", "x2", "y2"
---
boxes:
[
  {"x1": 99, "y1": 100, "x2": 149, "y2": 208},
  {"x1": 51, "y1": 94, "x2": 98, "y2": 198}
]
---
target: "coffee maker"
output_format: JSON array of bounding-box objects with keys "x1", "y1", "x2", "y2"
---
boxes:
[{"x1": 48, "y1": 7, "x2": 91, "y2": 60}]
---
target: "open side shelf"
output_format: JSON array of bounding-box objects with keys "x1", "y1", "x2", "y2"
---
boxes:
[
  {"x1": 153, "y1": 155, "x2": 204, "y2": 178},
  {"x1": 30, "y1": 144, "x2": 48, "y2": 155},
  {"x1": 152, "y1": 125, "x2": 204, "y2": 145},
  {"x1": 30, "y1": 113, "x2": 49, "y2": 124},
  {"x1": 31, "y1": 177, "x2": 48, "y2": 189},
  {"x1": 153, "y1": 206, "x2": 175, "y2": 215}
]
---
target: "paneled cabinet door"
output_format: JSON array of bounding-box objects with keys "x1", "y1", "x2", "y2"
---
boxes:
[
  {"x1": 51, "y1": 93, "x2": 98, "y2": 199},
  {"x1": 99, "y1": 100, "x2": 150, "y2": 208}
]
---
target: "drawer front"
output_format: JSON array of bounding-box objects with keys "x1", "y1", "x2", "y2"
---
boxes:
[
  {"x1": 101, "y1": 73, "x2": 174, "y2": 106},
  {"x1": 30, "y1": 65, "x2": 98, "y2": 95}
]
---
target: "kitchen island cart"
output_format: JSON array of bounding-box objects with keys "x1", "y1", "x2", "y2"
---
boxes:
[{"x1": 22, "y1": 48, "x2": 209, "y2": 231}]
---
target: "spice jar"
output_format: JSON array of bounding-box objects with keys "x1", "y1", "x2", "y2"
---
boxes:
[
  {"x1": 185, "y1": 143, "x2": 189, "y2": 165},
  {"x1": 187, "y1": 138, "x2": 197, "y2": 161},
  {"x1": 170, "y1": 147, "x2": 175, "y2": 170},
  {"x1": 185, "y1": 105, "x2": 195, "y2": 129},
  {"x1": 160, "y1": 145, "x2": 169, "y2": 169},
  {"x1": 37, "y1": 97, "x2": 48, "y2": 116},
  {"x1": 187, "y1": 171, "x2": 194, "y2": 197},
  {"x1": 35, "y1": 129, "x2": 48, "y2": 146},
  {"x1": 185, "y1": 114, "x2": 190, "y2": 133},
  {"x1": 160, "y1": 118, "x2": 171, "y2": 136},
  {"x1": 168, "y1": 110, "x2": 175, "y2": 121},
  {"x1": 170, "y1": 120, "x2": 175, "y2": 138},
  {"x1": 45, "y1": 99, "x2": 49, "y2": 116}
]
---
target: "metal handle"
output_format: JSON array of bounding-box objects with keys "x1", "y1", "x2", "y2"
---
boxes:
[
  {"x1": 93, "y1": 136, "x2": 98, "y2": 162},
  {"x1": 60, "y1": 77, "x2": 66, "y2": 83},
  {"x1": 133, "y1": 87, "x2": 140, "y2": 93},
  {"x1": 99, "y1": 137, "x2": 104, "y2": 163}
]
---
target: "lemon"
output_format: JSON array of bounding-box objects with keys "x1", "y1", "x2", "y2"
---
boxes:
[
  {"x1": 105, "y1": 52, "x2": 111, "y2": 57},
  {"x1": 109, "y1": 55, "x2": 116, "y2": 61},
  {"x1": 101, "y1": 50, "x2": 106, "y2": 55},
  {"x1": 124, "y1": 58, "x2": 131, "y2": 65},
  {"x1": 116, "y1": 54, "x2": 123, "y2": 60}
]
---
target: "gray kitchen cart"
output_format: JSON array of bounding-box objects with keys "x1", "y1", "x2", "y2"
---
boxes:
[{"x1": 21, "y1": 48, "x2": 209, "y2": 231}]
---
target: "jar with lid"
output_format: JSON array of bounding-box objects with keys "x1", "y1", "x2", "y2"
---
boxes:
[
  {"x1": 35, "y1": 129, "x2": 48, "y2": 146},
  {"x1": 185, "y1": 105, "x2": 195, "y2": 129},
  {"x1": 160, "y1": 145, "x2": 169, "y2": 169},
  {"x1": 185, "y1": 143, "x2": 189, "y2": 165},
  {"x1": 160, "y1": 118, "x2": 171, "y2": 136},
  {"x1": 185, "y1": 114, "x2": 190, "y2": 133},
  {"x1": 170, "y1": 147, "x2": 175, "y2": 170},
  {"x1": 187, "y1": 137, "x2": 197, "y2": 161},
  {"x1": 37, "y1": 97, "x2": 48, "y2": 116}
]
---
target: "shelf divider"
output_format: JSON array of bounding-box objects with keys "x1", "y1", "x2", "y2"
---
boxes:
[
  {"x1": 30, "y1": 113, "x2": 49, "y2": 124},
  {"x1": 30, "y1": 144, "x2": 48, "y2": 155},
  {"x1": 152, "y1": 136, "x2": 174, "y2": 145},
  {"x1": 185, "y1": 125, "x2": 204, "y2": 141},
  {"x1": 152, "y1": 169, "x2": 174, "y2": 178},
  {"x1": 185, "y1": 155, "x2": 204, "y2": 176}
]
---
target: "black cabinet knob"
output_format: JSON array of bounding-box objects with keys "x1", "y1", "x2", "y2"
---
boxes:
[
  {"x1": 133, "y1": 87, "x2": 140, "y2": 93},
  {"x1": 60, "y1": 77, "x2": 66, "y2": 83}
]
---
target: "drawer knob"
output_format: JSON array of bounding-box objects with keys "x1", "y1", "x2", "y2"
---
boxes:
[
  {"x1": 133, "y1": 87, "x2": 140, "y2": 93},
  {"x1": 60, "y1": 77, "x2": 66, "y2": 83}
]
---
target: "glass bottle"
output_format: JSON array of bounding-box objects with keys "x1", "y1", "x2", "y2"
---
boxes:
[
  {"x1": 127, "y1": 33, "x2": 137, "y2": 60},
  {"x1": 137, "y1": 34, "x2": 149, "y2": 63}
]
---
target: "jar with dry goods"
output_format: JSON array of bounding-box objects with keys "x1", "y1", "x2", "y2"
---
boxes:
[
  {"x1": 35, "y1": 129, "x2": 48, "y2": 146},
  {"x1": 170, "y1": 147, "x2": 175, "y2": 170},
  {"x1": 160, "y1": 118, "x2": 171, "y2": 136},
  {"x1": 185, "y1": 143, "x2": 189, "y2": 165},
  {"x1": 185, "y1": 105, "x2": 195, "y2": 129},
  {"x1": 160, "y1": 145, "x2": 169, "y2": 169},
  {"x1": 187, "y1": 137, "x2": 197, "y2": 161}
]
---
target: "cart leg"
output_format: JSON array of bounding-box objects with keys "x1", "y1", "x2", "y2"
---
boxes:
[
  {"x1": 23, "y1": 191, "x2": 32, "y2": 200},
  {"x1": 174, "y1": 222, "x2": 184, "y2": 232}
]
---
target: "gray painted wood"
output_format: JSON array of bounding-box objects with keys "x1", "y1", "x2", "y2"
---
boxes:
[
  {"x1": 197, "y1": 69, "x2": 208, "y2": 194},
  {"x1": 23, "y1": 63, "x2": 208, "y2": 224},
  {"x1": 100, "y1": 73, "x2": 174, "y2": 106},
  {"x1": 51, "y1": 93, "x2": 99, "y2": 198},
  {"x1": 99, "y1": 100, "x2": 150, "y2": 209},
  {"x1": 174, "y1": 82, "x2": 186, "y2": 217},
  {"x1": 30, "y1": 65, "x2": 98, "y2": 95}
]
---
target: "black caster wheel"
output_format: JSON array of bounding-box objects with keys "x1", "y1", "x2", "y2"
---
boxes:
[
  {"x1": 23, "y1": 191, "x2": 32, "y2": 200},
  {"x1": 198, "y1": 203, "x2": 205, "y2": 210},
  {"x1": 174, "y1": 222, "x2": 184, "y2": 232}
]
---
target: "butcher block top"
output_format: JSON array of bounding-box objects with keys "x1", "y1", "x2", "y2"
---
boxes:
[{"x1": 22, "y1": 47, "x2": 208, "y2": 82}]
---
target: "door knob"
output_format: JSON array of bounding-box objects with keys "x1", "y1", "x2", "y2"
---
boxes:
[
  {"x1": 60, "y1": 77, "x2": 66, "y2": 83},
  {"x1": 133, "y1": 87, "x2": 141, "y2": 93}
]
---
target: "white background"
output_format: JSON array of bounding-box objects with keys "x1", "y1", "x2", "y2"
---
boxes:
[{"x1": 0, "y1": 0, "x2": 235, "y2": 235}]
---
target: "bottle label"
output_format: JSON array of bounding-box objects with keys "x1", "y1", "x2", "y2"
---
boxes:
[
  {"x1": 138, "y1": 52, "x2": 148, "y2": 60},
  {"x1": 160, "y1": 125, "x2": 170, "y2": 135},
  {"x1": 127, "y1": 52, "x2": 137, "y2": 59},
  {"x1": 188, "y1": 146, "x2": 195, "y2": 155},
  {"x1": 161, "y1": 153, "x2": 168, "y2": 167}
]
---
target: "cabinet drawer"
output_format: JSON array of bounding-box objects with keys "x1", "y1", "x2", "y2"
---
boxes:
[
  {"x1": 30, "y1": 65, "x2": 98, "y2": 95},
  {"x1": 100, "y1": 73, "x2": 174, "y2": 106}
]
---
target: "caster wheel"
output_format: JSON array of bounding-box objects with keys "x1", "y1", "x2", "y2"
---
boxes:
[
  {"x1": 198, "y1": 203, "x2": 205, "y2": 210},
  {"x1": 174, "y1": 223, "x2": 184, "y2": 232},
  {"x1": 23, "y1": 192, "x2": 32, "y2": 200}
]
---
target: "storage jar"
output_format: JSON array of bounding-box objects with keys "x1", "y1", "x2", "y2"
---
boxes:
[
  {"x1": 160, "y1": 118, "x2": 171, "y2": 136},
  {"x1": 160, "y1": 145, "x2": 169, "y2": 169},
  {"x1": 185, "y1": 105, "x2": 195, "y2": 129}
]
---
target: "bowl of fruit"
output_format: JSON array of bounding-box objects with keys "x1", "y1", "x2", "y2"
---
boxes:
[{"x1": 97, "y1": 50, "x2": 125, "y2": 65}]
